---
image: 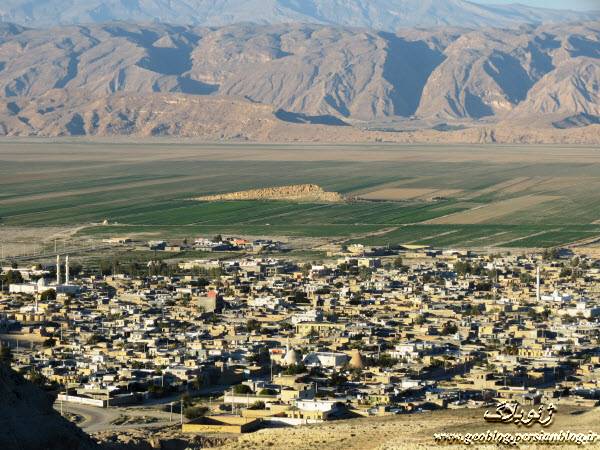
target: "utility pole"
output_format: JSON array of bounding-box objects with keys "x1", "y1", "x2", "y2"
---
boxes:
[
  {"x1": 180, "y1": 398, "x2": 183, "y2": 425},
  {"x1": 170, "y1": 402, "x2": 173, "y2": 422}
]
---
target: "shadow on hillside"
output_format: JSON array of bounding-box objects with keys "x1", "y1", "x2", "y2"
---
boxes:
[
  {"x1": 379, "y1": 32, "x2": 445, "y2": 117},
  {"x1": 275, "y1": 109, "x2": 349, "y2": 126}
]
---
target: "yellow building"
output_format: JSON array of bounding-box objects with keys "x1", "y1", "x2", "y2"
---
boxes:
[{"x1": 182, "y1": 416, "x2": 261, "y2": 434}]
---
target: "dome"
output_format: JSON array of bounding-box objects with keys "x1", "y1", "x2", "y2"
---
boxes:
[
  {"x1": 348, "y1": 349, "x2": 364, "y2": 369},
  {"x1": 283, "y1": 348, "x2": 301, "y2": 366}
]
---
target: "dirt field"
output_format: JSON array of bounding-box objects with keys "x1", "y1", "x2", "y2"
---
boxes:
[
  {"x1": 427, "y1": 195, "x2": 561, "y2": 225},
  {"x1": 359, "y1": 188, "x2": 463, "y2": 201},
  {"x1": 0, "y1": 226, "x2": 89, "y2": 257}
]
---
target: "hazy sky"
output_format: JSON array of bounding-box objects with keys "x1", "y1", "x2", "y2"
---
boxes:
[{"x1": 474, "y1": 0, "x2": 600, "y2": 10}]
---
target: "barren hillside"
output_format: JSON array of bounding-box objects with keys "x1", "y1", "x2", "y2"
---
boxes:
[
  {"x1": 0, "y1": 363, "x2": 98, "y2": 450},
  {"x1": 1, "y1": 0, "x2": 598, "y2": 30},
  {"x1": 0, "y1": 21, "x2": 598, "y2": 142}
]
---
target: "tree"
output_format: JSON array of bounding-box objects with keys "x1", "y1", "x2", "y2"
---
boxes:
[
  {"x1": 465, "y1": 305, "x2": 480, "y2": 316},
  {"x1": 27, "y1": 369, "x2": 48, "y2": 387},
  {"x1": 246, "y1": 319, "x2": 261, "y2": 333},
  {"x1": 70, "y1": 263, "x2": 83, "y2": 277},
  {"x1": 99, "y1": 260, "x2": 113, "y2": 276},
  {"x1": 301, "y1": 263, "x2": 311, "y2": 277},
  {"x1": 372, "y1": 354, "x2": 398, "y2": 368},
  {"x1": 258, "y1": 388, "x2": 277, "y2": 396},
  {"x1": 519, "y1": 271, "x2": 533, "y2": 284},
  {"x1": 86, "y1": 334, "x2": 104, "y2": 345},
  {"x1": 283, "y1": 364, "x2": 306, "y2": 375},
  {"x1": 330, "y1": 371, "x2": 347, "y2": 386},
  {"x1": 248, "y1": 401, "x2": 266, "y2": 410},
  {"x1": 441, "y1": 322, "x2": 458, "y2": 336},
  {"x1": 181, "y1": 393, "x2": 192, "y2": 407},
  {"x1": 233, "y1": 384, "x2": 252, "y2": 394},
  {"x1": 571, "y1": 256, "x2": 580, "y2": 268},
  {"x1": 0, "y1": 345, "x2": 12, "y2": 364},
  {"x1": 454, "y1": 261, "x2": 472, "y2": 277},
  {"x1": 560, "y1": 267, "x2": 572, "y2": 278},
  {"x1": 42, "y1": 338, "x2": 56, "y2": 348},
  {"x1": 40, "y1": 289, "x2": 56, "y2": 301},
  {"x1": 190, "y1": 374, "x2": 205, "y2": 390},
  {"x1": 148, "y1": 384, "x2": 171, "y2": 398},
  {"x1": 350, "y1": 368, "x2": 363, "y2": 381},
  {"x1": 184, "y1": 406, "x2": 209, "y2": 420},
  {"x1": 393, "y1": 257, "x2": 403, "y2": 269},
  {"x1": 2, "y1": 270, "x2": 23, "y2": 285},
  {"x1": 292, "y1": 290, "x2": 309, "y2": 304},
  {"x1": 542, "y1": 248, "x2": 560, "y2": 261}
]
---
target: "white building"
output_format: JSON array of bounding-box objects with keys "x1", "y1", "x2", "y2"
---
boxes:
[
  {"x1": 303, "y1": 351, "x2": 349, "y2": 369},
  {"x1": 292, "y1": 309, "x2": 323, "y2": 325}
]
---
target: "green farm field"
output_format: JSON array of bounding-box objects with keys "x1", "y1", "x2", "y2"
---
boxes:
[{"x1": 2, "y1": 139, "x2": 600, "y2": 253}]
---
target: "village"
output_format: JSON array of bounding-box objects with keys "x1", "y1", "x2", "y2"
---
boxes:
[{"x1": 1, "y1": 237, "x2": 599, "y2": 435}]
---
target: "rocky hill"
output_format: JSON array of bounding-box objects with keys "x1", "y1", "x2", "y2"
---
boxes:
[
  {"x1": 0, "y1": 363, "x2": 98, "y2": 450},
  {"x1": 1, "y1": 0, "x2": 598, "y2": 30},
  {"x1": 214, "y1": 407, "x2": 600, "y2": 450},
  {"x1": 0, "y1": 21, "x2": 598, "y2": 141},
  {"x1": 197, "y1": 184, "x2": 344, "y2": 202}
]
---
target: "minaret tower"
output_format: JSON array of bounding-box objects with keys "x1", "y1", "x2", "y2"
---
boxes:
[
  {"x1": 536, "y1": 265, "x2": 541, "y2": 302},
  {"x1": 56, "y1": 255, "x2": 61, "y2": 285},
  {"x1": 65, "y1": 255, "x2": 70, "y2": 285}
]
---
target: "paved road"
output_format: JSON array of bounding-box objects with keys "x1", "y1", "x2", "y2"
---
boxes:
[
  {"x1": 53, "y1": 385, "x2": 229, "y2": 433},
  {"x1": 54, "y1": 402, "x2": 177, "y2": 433}
]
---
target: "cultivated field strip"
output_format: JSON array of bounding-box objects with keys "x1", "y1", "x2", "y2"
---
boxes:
[{"x1": 3, "y1": 142, "x2": 600, "y2": 248}]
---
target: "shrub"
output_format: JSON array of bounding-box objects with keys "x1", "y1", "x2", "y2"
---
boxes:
[
  {"x1": 233, "y1": 384, "x2": 252, "y2": 394},
  {"x1": 258, "y1": 388, "x2": 277, "y2": 396},
  {"x1": 283, "y1": 364, "x2": 306, "y2": 375},
  {"x1": 184, "y1": 406, "x2": 209, "y2": 420},
  {"x1": 248, "y1": 401, "x2": 266, "y2": 410}
]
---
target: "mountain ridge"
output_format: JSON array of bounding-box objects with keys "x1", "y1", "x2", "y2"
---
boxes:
[
  {"x1": 1, "y1": 0, "x2": 599, "y2": 30},
  {"x1": 0, "y1": 21, "x2": 598, "y2": 141}
]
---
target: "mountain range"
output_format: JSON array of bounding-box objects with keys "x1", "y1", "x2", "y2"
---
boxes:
[
  {"x1": 1, "y1": 0, "x2": 599, "y2": 30},
  {"x1": 0, "y1": 20, "x2": 598, "y2": 140},
  {"x1": 0, "y1": 1, "x2": 598, "y2": 142}
]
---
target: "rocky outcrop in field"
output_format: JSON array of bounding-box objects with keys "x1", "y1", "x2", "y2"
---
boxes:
[{"x1": 196, "y1": 184, "x2": 344, "y2": 202}]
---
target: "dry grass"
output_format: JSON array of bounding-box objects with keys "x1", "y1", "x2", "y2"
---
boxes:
[
  {"x1": 0, "y1": 226, "x2": 87, "y2": 257},
  {"x1": 214, "y1": 407, "x2": 600, "y2": 450}
]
